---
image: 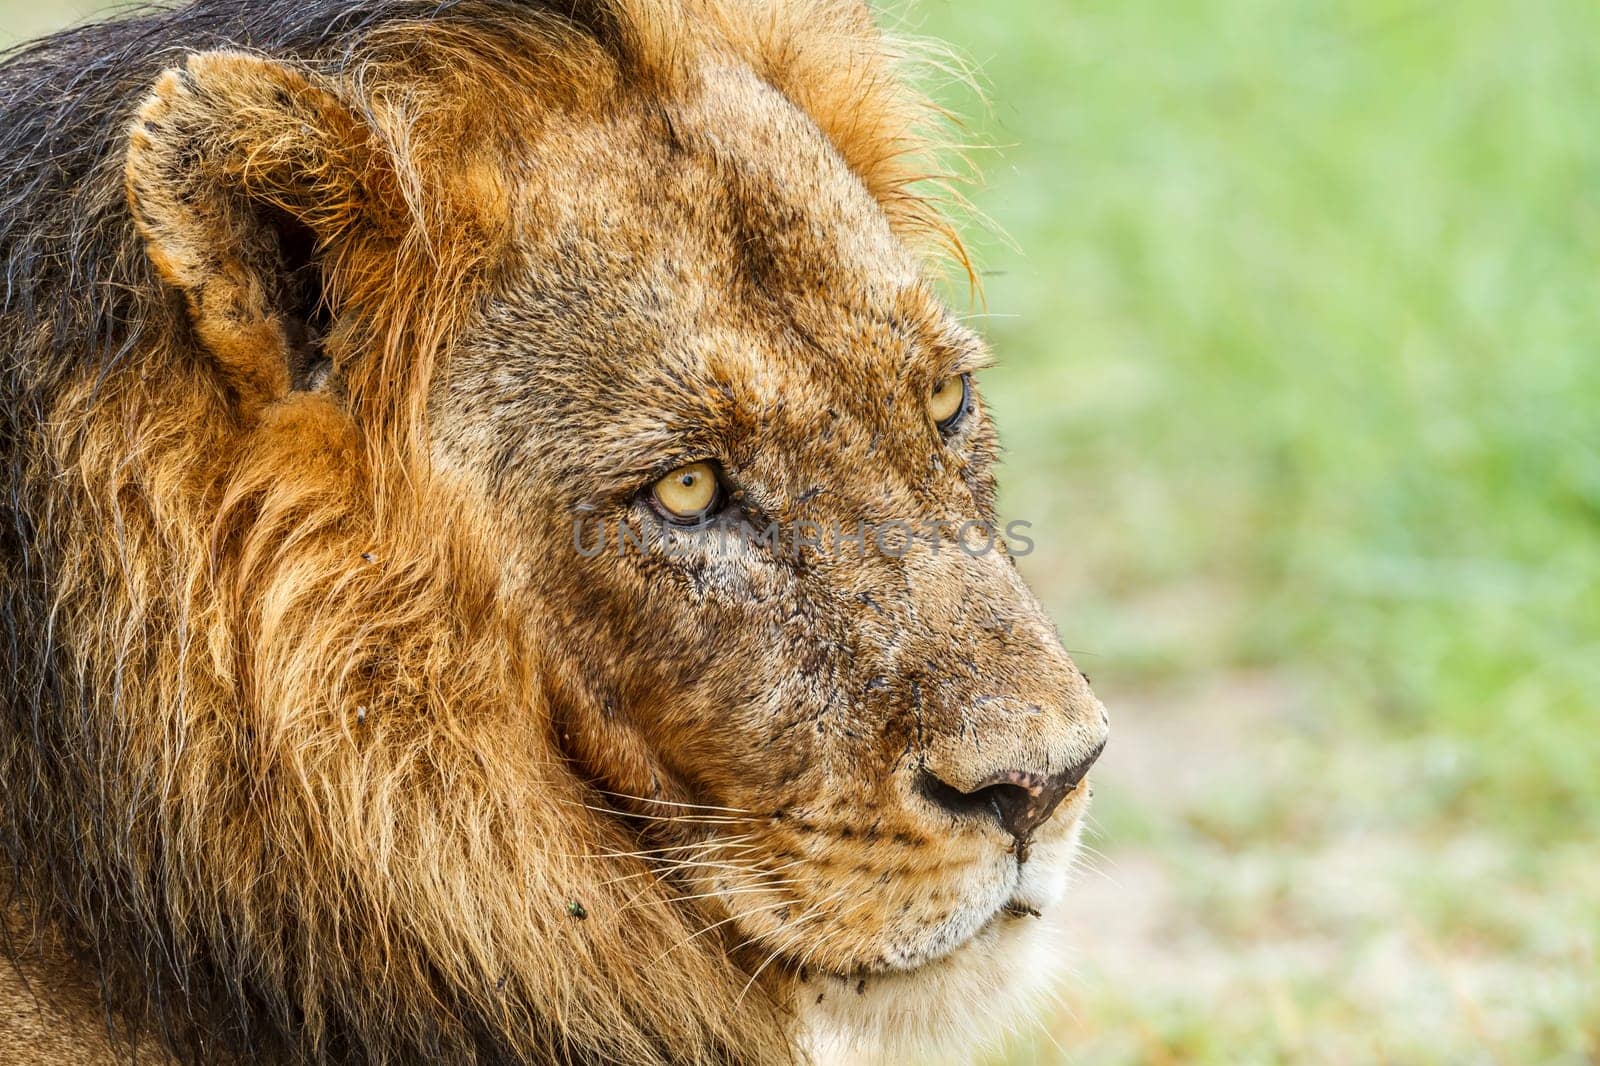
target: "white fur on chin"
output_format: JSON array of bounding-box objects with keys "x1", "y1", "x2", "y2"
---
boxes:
[{"x1": 800, "y1": 820, "x2": 1084, "y2": 1066}]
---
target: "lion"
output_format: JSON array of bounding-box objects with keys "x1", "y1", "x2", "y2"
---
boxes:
[{"x1": 0, "y1": 1, "x2": 1110, "y2": 1063}]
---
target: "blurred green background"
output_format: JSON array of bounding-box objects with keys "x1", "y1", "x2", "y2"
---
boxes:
[{"x1": 4, "y1": 2, "x2": 1597, "y2": 1063}]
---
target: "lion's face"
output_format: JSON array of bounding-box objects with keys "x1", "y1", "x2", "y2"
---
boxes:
[
  {"x1": 67, "y1": 6, "x2": 1106, "y2": 1061},
  {"x1": 432, "y1": 64, "x2": 1108, "y2": 1047}
]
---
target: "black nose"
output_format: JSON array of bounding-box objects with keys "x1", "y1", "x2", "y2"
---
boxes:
[{"x1": 920, "y1": 740, "x2": 1105, "y2": 842}]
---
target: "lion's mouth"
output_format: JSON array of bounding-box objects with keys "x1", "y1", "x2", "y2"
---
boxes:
[
  {"x1": 787, "y1": 894, "x2": 1048, "y2": 988},
  {"x1": 746, "y1": 814, "x2": 1086, "y2": 987}
]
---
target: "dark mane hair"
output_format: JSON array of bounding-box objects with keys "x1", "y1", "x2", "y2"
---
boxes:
[{"x1": 0, "y1": 0, "x2": 619, "y2": 385}]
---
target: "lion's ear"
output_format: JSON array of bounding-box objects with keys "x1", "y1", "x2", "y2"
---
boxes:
[{"x1": 126, "y1": 51, "x2": 403, "y2": 412}]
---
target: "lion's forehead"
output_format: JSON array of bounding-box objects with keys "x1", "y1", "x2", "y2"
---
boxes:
[{"x1": 498, "y1": 63, "x2": 925, "y2": 349}]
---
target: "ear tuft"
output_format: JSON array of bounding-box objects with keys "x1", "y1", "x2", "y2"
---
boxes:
[{"x1": 127, "y1": 51, "x2": 402, "y2": 411}]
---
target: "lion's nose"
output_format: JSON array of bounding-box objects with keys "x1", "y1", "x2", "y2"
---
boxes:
[{"x1": 919, "y1": 739, "x2": 1105, "y2": 842}]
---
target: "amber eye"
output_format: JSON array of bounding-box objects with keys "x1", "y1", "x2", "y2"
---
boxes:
[
  {"x1": 650, "y1": 461, "x2": 723, "y2": 524},
  {"x1": 930, "y1": 374, "x2": 971, "y2": 433}
]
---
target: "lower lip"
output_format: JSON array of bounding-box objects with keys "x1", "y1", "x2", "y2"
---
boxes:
[{"x1": 819, "y1": 901, "x2": 1044, "y2": 982}]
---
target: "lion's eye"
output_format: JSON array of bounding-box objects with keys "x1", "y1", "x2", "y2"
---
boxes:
[
  {"x1": 930, "y1": 374, "x2": 971, "y2": 434},
  {"x1": 650, "y1": 461, "x2": 723, "y2": 524}
]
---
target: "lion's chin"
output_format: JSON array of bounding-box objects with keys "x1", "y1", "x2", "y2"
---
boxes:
[{"x1": 797, "y1": 825, "x2": 1084, "y2": 1066}]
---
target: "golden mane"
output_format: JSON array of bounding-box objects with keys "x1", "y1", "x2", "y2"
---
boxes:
[{"x1": 0, "y1": 1, "x2": 970, "y2": 1061}]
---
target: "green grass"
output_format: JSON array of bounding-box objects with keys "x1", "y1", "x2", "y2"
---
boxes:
[
  {"x1": 4, "y1": 1, "x2": 1598, "y2": 1062},
  {"x1": 0, "y1": 0, "x2": 106, "y2": 45},
  {"x1": 901, "y1": 1, "x2": 1600, "y2": 1060},
  {"x1": 912, "y1": 0, "x2": 1600, "y2": 833}
]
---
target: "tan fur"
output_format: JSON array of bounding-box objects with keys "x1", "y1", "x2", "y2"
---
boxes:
[{"x1": 1, "y1": 2, "x2": 1105, "y2": 1063}]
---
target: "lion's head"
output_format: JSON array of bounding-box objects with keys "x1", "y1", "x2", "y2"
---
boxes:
[{"x1": 0, "y1": 1, "x2": 1107, "y2": 1063}]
